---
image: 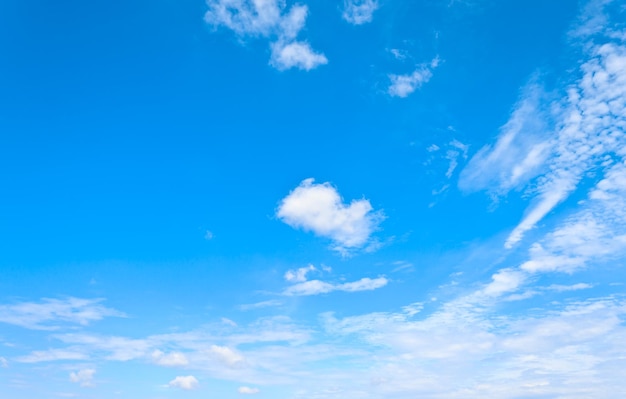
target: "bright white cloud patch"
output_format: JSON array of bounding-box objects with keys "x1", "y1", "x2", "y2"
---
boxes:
[
  {"x1": 168, "y1": 375, "x2": 199, "y2": 390},
  {"x1": 342, "y1": 0, "x2": 379, "y2": 25},
  {"x1": 238, "y1": 386, "x2": 260, "y2": 394},
  {"x1": 284, "y1": 276, "x2": 388, "y2": 296},
  {"x1": 205, "y1": 0, "x2": 326, "y2": 71},
  {"x1": 0, "y1": 297, "x2": 124, "y2": 330},
  {"x1": 69, "y1": 369, "x2": 95, "y2": 387},
  {"x1": 388, "y1": 57, "x2": 439, "y2": 98},
  {"x1": 277, "y1": 178, "x2": 384, "y2": 253}
]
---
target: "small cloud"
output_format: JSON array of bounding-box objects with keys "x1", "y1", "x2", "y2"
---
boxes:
[
  {"x1": 284, "y1": 276, "x2": 388, "y2": 296},
  {"x1": 204, "y1": 230, "x2": 214, "y2": 240},
  {"x1": 427, "y1": 144, "x2": 440, "y2": 152},
  {"x1": 0, "y1": 356, "x2": 7, "y2": 368},
  {"x1": 270, "y1": 41, "x2": 328, "y2": 71},
  {"x1": 209, "y1": 345, "x2": 245, "y2": 367},
  {"x1": 277, "y1": 178, "x2": 384, "y2": 254},
  {"x1": 545, "y1": 283, "x2": 593, "y2": 292},
  {"x1": 342, "y1": 0, "x2": 379, "y2": 25},
  {"x1": 152, "y1": 350, "x2": 189, "y2": 367},
  {"x1": 221, "y1": 317, "x2": 238, "y2": 327},
  {"x1": 69, "y1": 369, "x2": 95, "y2": 388},
  {"x1": 388, "y1": 58, "x2": 439, "y2": 98},
  {"x1": 239, "y1": 300, "x2": 283, "y2": 311},
  {"x1": 239, "y1": 386, "x2": 260, "y2": 394},
  {"x1": 168, "y1": 375, "x2": 199, "y2": 390},
  {"x1": 389, "y1": 48, "x2": 408, "y2": 60},
  {"x1": 0, "y1": 297, "x2": 125, "y2": 330},
  {"x1": 284, "y1": 264, "x2": 317, "y2": 282}
]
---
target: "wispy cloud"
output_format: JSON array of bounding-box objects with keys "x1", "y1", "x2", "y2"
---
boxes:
[
  {"x1": 205, "y1": 0, "x2": 327, "y2": 71},
  {"x1": 69, "y1": 369, "x2": 95, "y2": 387},
  {"x1": 0, "y1": 297, "x2": 124, "y2": 330},
  {"x1": 239, "y1": 299, "x2": 283, "y2": 311},
  {"x1": 284, "y1": 276, "x2": 388, "y2": 296},
  {"x1": 388, "y1": 57, "x2": 439, "y2": 98},
  {"x1": 284, "y1": 264, "x2": 317, "y2": 282},
  {"x1": 151, "y1": 350, "x2": 189, "y2": 366},
  {"x1": 461, "y1": 1, "x2": 626, "y2": 248},
  {"x1": 342, "y1": 0, "x2": 379, "y2": 25},
  {"x1": 239, "y1": 386, "x2": 260, "y2": 394},
  {"x1": 277, "y1": 178, "x2": 384, "y2": 254}
]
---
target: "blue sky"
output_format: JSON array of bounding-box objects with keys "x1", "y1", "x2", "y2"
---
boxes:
[{"x1": 1, "y1": 0, "x2": 626, "y2": 397}]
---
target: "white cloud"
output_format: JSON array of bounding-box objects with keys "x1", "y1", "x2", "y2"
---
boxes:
[
  {"x1": 388, "y1": 58, "x2": 439, "y2": 98},
  {"x1": 0, "y1": 356, "x2": 7, "y2": 368},
  {"x1": 270, "y1": 40, "x2": 328, "y2": 71},
  {"x1": 545, "y1": 283, "x2": 593, "y2": 292},
  {"x1": 0, "y1": 297, "x2": 124, "y2": 330},
  {"x1": 284, "y1": 276, "x2": 388, "y2": 296},
  {"x1": 168, "y1": 375, "x2": 199, "y2": 390},
  {"x1": 459, "y1": 85, "x2": 551, "y2": 195},
  {"x1": 239, "y1": 299, "x2": 283, "y2": 311},
  {"x1": 152, "y1": 350, "x2": 189, "y2": 367},
  {"x1": 69, "y1": 369, "x2": 95, "y2": 387},
  {"x1": 277, "y1": 178, "x2": 384, "y2": 253},
  {"x1": 205, "y1": 0, "x2": 326, "y2": 71},
  {"x1": 209, "y1": 345, "x2": 246, "y2": 367},
  {"x1": 342, "y1": 0, "x2": 379, "y2": 25},
  {"x1": 238, "y1": 386, "x2": 260, "y2": 394},
  {"x1": 284, "y1": 264, "x2": 317, "y2": 282},
  {"x1": 16, "y1": 349, "x2": 88, "y2": 363},
  {"x1": 461, "y1": 7, "x2": 626, "y2": 248}
]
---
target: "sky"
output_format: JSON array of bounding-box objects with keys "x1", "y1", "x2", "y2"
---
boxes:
[{"x1": 1, "y1": 0, "x2": 626, "y2": 397}]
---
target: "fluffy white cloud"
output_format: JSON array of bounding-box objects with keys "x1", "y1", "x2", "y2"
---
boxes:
[
  {"x1": 277, "y1": 178, "x2": 384, "y2": 253},
  {"x1": 0, "y1": 297, "x2": 124, "y2": 330},
  {"x1": 238, "y1": 386, "x2": 260, "y2": 394},
  {"x1": 205, "y1": 0, "x2": 326, "y2": 71},
  {"x1": 168, "y1": 375, "x2": 199, "y2": 390},
  {"x1": 209, "y1": 345, "x2": 246, "y2": 367},
  {"x1": 284, "y1": 276, "x2": 388, "y2": 296},
  {"x1": 69, "y1": 369, "x2": 95, "y2": 387},
  {"x1": 388, "y1": 58, "x2": 439, "y2": 98},
  {"x1": 152, "y1": 350, "x2": 189, "y2": 366},
  {"x1": 342, "y1": 0, "x2": 379, "y2": 25},
  {"x1": 270, "y1": 41, "x2": 328, "y2": 71}
]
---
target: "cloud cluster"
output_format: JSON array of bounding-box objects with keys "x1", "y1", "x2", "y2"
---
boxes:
[
  {"x1": 205, "y1": 0, "x2": 327, "y2": 70},
  {"x1": 277, "y1": 178, "x2": 384, "y2": 253},
  {"x1": 461, "y1": 2, "x2": 626, "y2": 248}
]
